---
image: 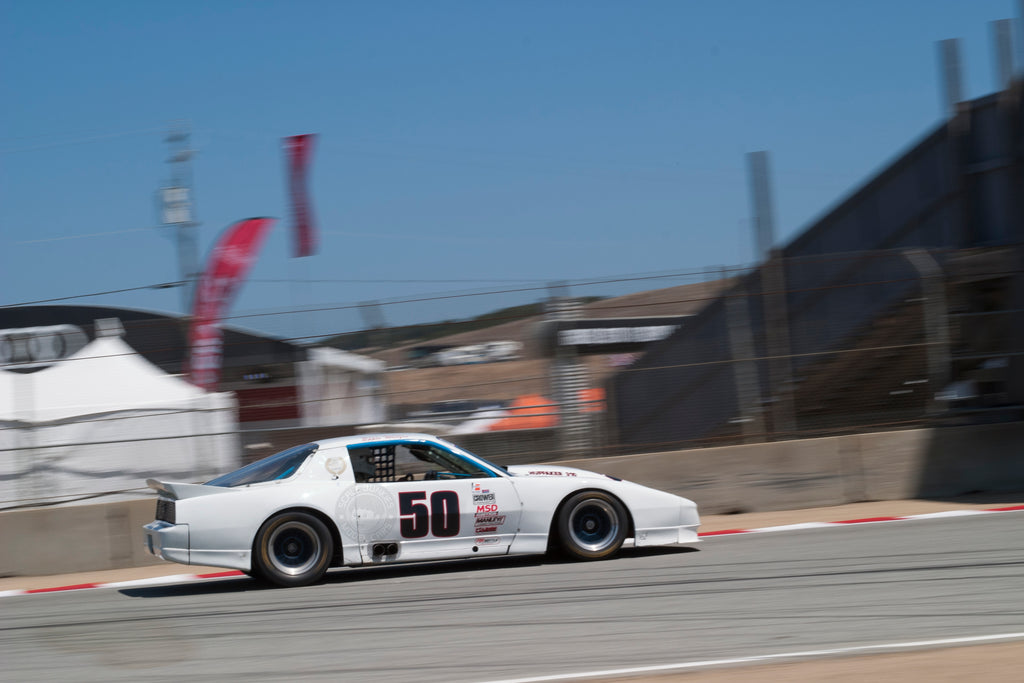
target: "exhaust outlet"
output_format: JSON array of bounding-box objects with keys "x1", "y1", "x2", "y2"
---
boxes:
[{"x1": 371, "y1": 542, "x2": 399, "y2": 557}]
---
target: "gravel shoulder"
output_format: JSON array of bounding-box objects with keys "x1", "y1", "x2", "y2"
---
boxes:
[{"x1": 596, "y1": 641, "x2": 1024, "y2": 683}]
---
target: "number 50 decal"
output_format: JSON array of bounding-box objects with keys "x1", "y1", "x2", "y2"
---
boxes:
[{"x1": 399, "y1": 490, "x2": 460, "y2": 538}]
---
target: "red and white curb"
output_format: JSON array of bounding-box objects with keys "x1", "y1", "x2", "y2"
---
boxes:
[
  {"x1": 3, "y1": 504, "x2": 1023, "y2": 599},
  {"x1": 0, "y1": 570, "x2": 245, "y2": 599},
  {"x1": 697, "y1": 504, "x2": 1024, "y2": 537}
]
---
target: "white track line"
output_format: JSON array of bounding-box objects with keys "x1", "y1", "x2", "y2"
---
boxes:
[{"x1": 476, "y1": 632, "x2": 1024, "y2": 683}]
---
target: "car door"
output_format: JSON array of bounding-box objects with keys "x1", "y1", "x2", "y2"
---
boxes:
[{"x1": 347, "y1": 440, "x2": 521, "y2": 562}]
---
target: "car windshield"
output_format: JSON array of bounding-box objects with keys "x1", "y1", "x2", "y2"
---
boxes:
[{"x1": 205, "y1": 443, "x2": 318, "y2": 487}]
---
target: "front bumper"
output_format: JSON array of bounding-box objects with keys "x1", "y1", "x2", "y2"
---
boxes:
[
  {"x1": 631, "y1": 500, "x2": 700, "y2": 547},
  {"x1": 143, "y1": 520, "x2": 190, "y2": 566}
]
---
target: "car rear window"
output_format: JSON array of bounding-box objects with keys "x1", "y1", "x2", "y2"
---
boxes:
[{"x1": 205, "y1": 443, "x2": 319, "y2": 487}]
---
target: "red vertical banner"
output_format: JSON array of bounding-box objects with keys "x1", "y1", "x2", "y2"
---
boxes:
[
  {"x1": 283, "y1": 134, "x2": 317, "y2": 257},
  {"x1": 189, "y1": 217, "x2": 276, "y2": 391}
]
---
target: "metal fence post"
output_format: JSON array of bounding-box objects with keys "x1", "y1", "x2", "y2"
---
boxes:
[
  {"x1": 724, "y1": 271, "x2": 766, "y2": 442},
  {"x1": 763, "y1": 249, "x2": 796, "y2": 437},
  {"x1": 904, "y1": 249, "x2": 951, "y2": 414}
]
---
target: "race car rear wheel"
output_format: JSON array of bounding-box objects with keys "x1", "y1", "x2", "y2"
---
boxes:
[
  {"x1": 253, "y1": 511, "x2": 332, "y2": 587},
  {"x1": 556, "y1": 491, "x2": 628, "y2": 560}
]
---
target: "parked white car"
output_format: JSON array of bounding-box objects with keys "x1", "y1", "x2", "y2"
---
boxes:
[{"x1": 144, "y1": 433, "x2": 700, "y2": 587}]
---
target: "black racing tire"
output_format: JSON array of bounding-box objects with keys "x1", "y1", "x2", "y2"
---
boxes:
[
  {"x1": 252, "y1": 511, "x2": 333, "y2": 587},
  {"x1": 554, "y1": 491, "x2": 628, "y2": 560}
]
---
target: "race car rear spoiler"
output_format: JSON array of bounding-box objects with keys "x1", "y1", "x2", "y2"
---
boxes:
[{"x1": 146, "y1": 479, "x2": 231, "y2": 500}]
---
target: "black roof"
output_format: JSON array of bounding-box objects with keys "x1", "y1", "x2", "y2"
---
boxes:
[{"x1": 0, "y1": 305, "x2": 306, "y2": 374}]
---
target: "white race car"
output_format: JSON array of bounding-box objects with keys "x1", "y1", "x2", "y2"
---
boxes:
[{"x1": 144, "y1": 433, "x2": 700, "y2": 587}]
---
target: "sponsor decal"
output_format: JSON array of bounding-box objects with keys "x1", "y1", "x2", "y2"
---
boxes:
[
  {"x1": 528, "y1": 470, "x2": 577, "y2": 477},
  {"x1": 324, "y1": 457, "x2": 348, "y2": 476},
  {"x1": 336, "y1": 485, "x2": 398, "y2": 543},
  {"x1": 473, "y1": 493, "x2": 496, "y2": 503},
  {"x1": 472, "y1": 481, "x2": 490, "y2": 494},
  {"x1": 475, "y1": 537, "x2": 501, "y2": 546},
  {"x1": 476, "y1": 504, "x2": 499, "y2": 513},
  {"x1": 473, "y1": 514, "x2": 506, "y2": 526},
  {"x1": 474, "y1": 526, "x2": 498, "y2": 534}
]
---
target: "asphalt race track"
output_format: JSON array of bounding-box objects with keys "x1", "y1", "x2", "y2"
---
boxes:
[{"x1": 3, "y1": 513, "x2": 1023, "y2": 682}]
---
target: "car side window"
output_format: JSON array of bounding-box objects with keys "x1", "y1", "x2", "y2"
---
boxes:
[
  {"x1": 205, "y1": 443, "x2": 318, "y2": 487},
  {"x1": 349, "y1": 443, "x2": 493, "y2": 482},
  {"x1": 350, "y1": 446, "x2": 395, "y2": 483}
]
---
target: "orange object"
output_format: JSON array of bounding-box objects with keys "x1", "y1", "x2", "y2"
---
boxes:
[
  {"x1": 488, "y1": 394, "x2": 558, "y2": 431},
  {"x1": 488, "y1": 389, "x2": 605, "y2": 431},
  {"x1": 579, "y1": 387, "x2": 606, "y2": 413}
]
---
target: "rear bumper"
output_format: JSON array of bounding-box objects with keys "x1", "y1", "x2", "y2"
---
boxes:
[
  {"x1": 143, "y1": 521, "x2": 252, "y2": 571},
  {"x1": 143, "y1": 521, "x2": 189, "y2": 565}
]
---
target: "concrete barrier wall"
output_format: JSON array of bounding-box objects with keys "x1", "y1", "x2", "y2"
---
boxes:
[
  {"x1": 561, "y1": 435, "x2": 851, "y2": 514},
  {"x1": 561, "y1": 422, "x2": 1024, "y2": 514},
  {"x1": 3, "y1": 422, "x2": 1023, "y2": 576},
  {"x1": 0, "y1": 499, "x2": 162, "y2": 577}
]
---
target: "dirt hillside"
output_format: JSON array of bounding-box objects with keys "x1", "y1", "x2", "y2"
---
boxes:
[{"x1": 376, "y1": 279, "x2": 731, "y2": 406}]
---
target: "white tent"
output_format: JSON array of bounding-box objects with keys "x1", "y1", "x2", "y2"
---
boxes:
[
  {"x1": 296, "y1": 346, "x2": 386, "y2": 427},
  {"x1": 0, "y1": 336, "x2": 238, "y2": 506}
]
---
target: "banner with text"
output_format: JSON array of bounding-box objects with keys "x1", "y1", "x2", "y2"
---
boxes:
[{"x1": 189, "y1": 217, "x2": 276, "y2": 390}]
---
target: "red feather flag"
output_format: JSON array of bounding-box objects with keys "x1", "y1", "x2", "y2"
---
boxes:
[
  {"x1": 283, "y1": 134, "x2": 317, "y2": 257},
  {"x1": 189, "y1": 217, "x2": 276, "y2": 390}
]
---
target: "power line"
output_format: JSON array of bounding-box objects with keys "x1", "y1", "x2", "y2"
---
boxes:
[
  {"x1": 0, "y1": 127, "x2": 165, "y2": 154},
  {"x1": 14, "y1": 227, "x2": 156, "y2": 245},
  {"x1": 0, "y1": 282, "x2": 185, "y2": 308}
]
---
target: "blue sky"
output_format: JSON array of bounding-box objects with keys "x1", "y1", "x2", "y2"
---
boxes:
[{"x1": 1, "y1": 1, "x2": 1018, "y2": 338}]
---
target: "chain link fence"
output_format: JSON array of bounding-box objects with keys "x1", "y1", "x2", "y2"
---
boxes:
[{"x1": 2, "y1": 250, "x2": 1022, "y2": 509}]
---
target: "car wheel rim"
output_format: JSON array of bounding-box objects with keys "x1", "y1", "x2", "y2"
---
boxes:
[
  {"x1": 567, "y1": 499, "x2": 619, "y2": 552},
  {"x1": 267, "y1": 521, "x2": 322, "y2": 576}
]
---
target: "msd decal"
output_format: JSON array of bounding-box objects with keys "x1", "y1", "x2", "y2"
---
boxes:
[{"x1": 476, "y1": 504, "x2": 499, "y2": 513}]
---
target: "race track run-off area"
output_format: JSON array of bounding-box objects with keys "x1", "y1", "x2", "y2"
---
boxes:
[{"x1": 2, "y1": 510, "x2": 1023, "y2": 682}]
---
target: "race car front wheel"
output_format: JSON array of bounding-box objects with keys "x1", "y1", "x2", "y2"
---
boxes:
[
  {"x1": 253, "y1": 511, "x2": 333, "y2": 587},
  {"x1": 555, "y1": 491, "x2": 628, "y2": 560}
]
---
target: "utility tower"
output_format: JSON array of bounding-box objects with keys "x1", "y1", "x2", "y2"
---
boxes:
[
  {"x1": 546, "y1": 281, "x2": 591, "y2": 456},
  {"x1": 160, "y1": 121, "x2": 200, "y2": 313},
  {"x1": 359, "y1": 300, "x2": 390, "y2": 349}
]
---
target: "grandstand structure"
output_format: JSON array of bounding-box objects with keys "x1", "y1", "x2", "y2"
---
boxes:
[{"x1": 609, "y1": 83, "x2": 1024, "y2": 451}]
